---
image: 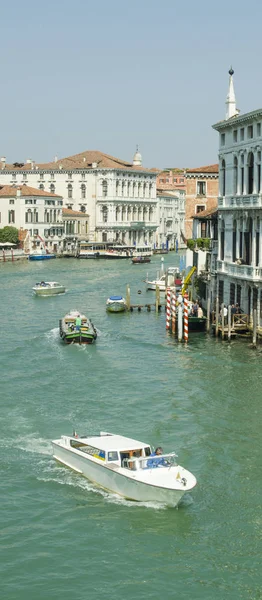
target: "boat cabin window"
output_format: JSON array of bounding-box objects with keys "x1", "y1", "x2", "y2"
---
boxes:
[
  {"x1": 70, "y1": 440, "x2": 105, "y2": 460},
  {"x1": 107, "y1": 451, "x2": 119, "y2": 462}
]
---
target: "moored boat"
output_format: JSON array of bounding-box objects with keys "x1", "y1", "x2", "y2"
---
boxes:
[
  {"x1": 52, "y1": 431, "x2": 197, "y2": 506},
  {"x1": 29, "y1": 253, "x2": 56, "y2": 260},
  {"x1": 59, "y1": 310, "x2": 97, "y2": 344},
  {"x1": 132, "y1": 256, "x2": 151, "y2": 264},
  {"x1": 146, "y1": 267, "x2": 182, "y2": 291},
  {"x1": 33, "y1": 281, "x2": 65, "y2": 296},
  {"x1": 188, "y1": 316, "x2": 207, "y2": 332},
  {"x1": 106, "y1": 296, "x2": 127, "y2": 313}
]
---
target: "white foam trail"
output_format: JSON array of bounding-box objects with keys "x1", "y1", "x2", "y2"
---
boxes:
[{"x1": 13, "y1": 435, "x2": 52, "y2": 456}]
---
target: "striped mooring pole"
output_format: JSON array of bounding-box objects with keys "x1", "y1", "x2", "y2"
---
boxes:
[
  {"x1": 171, "y1": 288, "x2": 176, "y2": 334},
  {"x1": 184, "y1": 292, "x2": 189, "y2": 343},
  {"x1": 166, "y1": 287, "x2": 171, "y2": 330}
]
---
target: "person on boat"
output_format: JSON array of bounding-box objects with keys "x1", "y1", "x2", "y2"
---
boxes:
[
  {"x1": 147, "y1": 447, "x2": 167, "y2": 468},
  {"x1": 197, "y1": 304, "x2": 203, "y2": 318},
  {"x1": 192, "y1": 300, "x2": 199, "y2": 316},
  {"x1": 75, "y1": 314, "x2": 82, "y2": 331}
]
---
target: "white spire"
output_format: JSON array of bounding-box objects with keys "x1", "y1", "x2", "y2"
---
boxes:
[
  {"x1": 133, "y1": 145, "x2": 142, "y2": 167},
  {"x1": 226, "y1": 67, "x2": 239, "y2": 120}
]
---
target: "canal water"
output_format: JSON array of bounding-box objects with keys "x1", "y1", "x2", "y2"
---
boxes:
[{"x1": 0, "y1": 255, "x2": 261, "y2": 600}]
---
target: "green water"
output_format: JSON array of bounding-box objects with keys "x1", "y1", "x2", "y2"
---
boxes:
[{"x1": 0, "y1": 256, "x2": 261, "y2": 600}]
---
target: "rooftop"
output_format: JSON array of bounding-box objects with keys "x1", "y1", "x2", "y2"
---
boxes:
[
  {"x1": 0, "y1": 184, "x2": 62, "y2": 198},
  {"x1": 62, "y1": 208, "x2": 89, "y2": 217},
  {"x1": 186, "y1": 164, "x2": 219, "y2": 174}
]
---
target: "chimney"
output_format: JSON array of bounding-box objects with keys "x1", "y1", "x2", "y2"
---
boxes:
[
  {"x1": 17, "y1": 188, "x2": 21, "y2": 198},
  {"x1": 26, "y1": 158, "x2": 31, "y2": 164},
  {"x1": 92, "y1": 162, "x2": 98, "y2": 168},
  {"x1": 1, "y1": 156, "x2": 6, "y2": 168},
  {"x1": 31, "y1": 160, "x2": 35, "y2": 169},
  {"x1": 59, "y1": 164, "x2": 63, "y2": 170},
  {"x1": 54, "y1": 155, "x2": 58, "y2": 163},
  {"x1": 83, "y1": 157, "x2": 86, "y2": 162}
]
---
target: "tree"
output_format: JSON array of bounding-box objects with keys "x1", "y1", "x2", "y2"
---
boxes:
[{"x1": 0, "y1": 226, "x2": 19, "y2": 244}]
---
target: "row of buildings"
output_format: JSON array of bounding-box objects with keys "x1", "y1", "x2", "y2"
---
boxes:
[
  {"x1": 188, "y1": 69, "x2": 262, "y2": 327},
  {"x1": 0, "y1": 144, "x2": 219, "y2": 254}
]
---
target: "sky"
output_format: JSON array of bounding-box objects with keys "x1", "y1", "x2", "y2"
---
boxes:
[{"x1": 1, "y1": 0, "x2": 262, "y2": 169}]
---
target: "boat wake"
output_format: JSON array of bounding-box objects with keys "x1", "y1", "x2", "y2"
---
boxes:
[
  {"x1": 45, "y1": 327, "x2": 60, "y2": 341},
  {"x1": 13, "y1": 434, "x2": 52, "y2": 456}
]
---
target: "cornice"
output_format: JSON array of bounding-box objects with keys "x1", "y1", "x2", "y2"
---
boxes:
[{"x1": 213, "y1": 108, "x2": 262, "y2": 131}]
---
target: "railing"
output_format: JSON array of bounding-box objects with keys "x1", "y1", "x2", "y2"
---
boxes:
[
  {"x1": 218, "y1": 194, "x2": 262, "y2": 209},
  {"x1": 212, "y1": 312, "x2": 249, "y2": 328},
  {"x1": 123, "y1": 452, "x2": 178, "y2": 471},
  {"x1": 216, "y1": 260, "x2": 262, "y2": 280}
]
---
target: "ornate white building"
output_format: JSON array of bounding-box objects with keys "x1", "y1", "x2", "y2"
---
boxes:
[
  {"x1": 156, "y1": 189, "x2": 185, "y2": 249},
  {"x1": 213, "y1": 68, "x2": 262, "y2": 321},
  {"x1": 0, "y1": 148, "x2": 158, "y2": 246}
]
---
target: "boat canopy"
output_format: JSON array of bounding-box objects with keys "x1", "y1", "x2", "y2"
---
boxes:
[
  {"x1": 70, "y1": 434, "x2": 149, "y2": 453},
  {"x1": 109, "y1": 296, "x2": 123, "y2": 301}
]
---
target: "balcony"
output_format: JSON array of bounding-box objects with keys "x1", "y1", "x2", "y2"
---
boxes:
[
  {"x1": 216, "y1": 260, "x2": 262, "y2": 280},
  {"x1": 218, "y1": 194, "x2": 262, "y2": 210},
  {"x1": 96, "y1": 220, "x2": 157, "y2": 230}
]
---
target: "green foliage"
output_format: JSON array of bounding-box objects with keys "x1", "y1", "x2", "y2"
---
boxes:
[
  {"x1": 194, "y1": 276, "x2": 207, "y2": 299},
  {"x1": 187, "y1": 238, "x2": 210, "y2": 251},
  {"x1": 0, "y1": 226, "x2": 19, "y2": 244}
]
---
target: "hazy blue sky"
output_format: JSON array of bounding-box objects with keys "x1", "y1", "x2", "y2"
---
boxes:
[{"x1": 1, "y1": 0, "x2": 262, "y2": 169}]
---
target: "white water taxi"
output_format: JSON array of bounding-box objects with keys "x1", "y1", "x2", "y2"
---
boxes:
[
  {"x1": 106, "y1": 296, "x2": 127, "y2": 313},
  {"x1": 33, "y1": 281, "x2": 66, "y2": 296},
  {"x1": 52, "y1": 431, "x2": 197, "y2": 506},
  {"x1": 146, "y1": 267, "x2": 182, "y2": 291}
]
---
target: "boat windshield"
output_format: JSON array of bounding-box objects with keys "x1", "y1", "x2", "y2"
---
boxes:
[{"x1": 124, "y1": 452, "x2": 178, "y2": 471}]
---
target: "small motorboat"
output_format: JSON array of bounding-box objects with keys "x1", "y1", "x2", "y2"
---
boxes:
[
  {"x1": 146, "y1": 268, "x2": 182, "y2": 291},
  {"x1": 132, "y1": 256, "x2": 151, "y2": 264},
  {"x1": 28, "y1": 253, "x2": 56, "y2": 260},
  {"x1": 106, "y1": 296, "x2": 127, "y2": 313},
  {"x1": 59, "y1": 310, "x2": 97, "y2": 344},
  {"x1": 52, "y1": 431, "x2": 197, "y2": 506},
  {"x1": 33, "y1": 281, "x2": 66, "y2": 296}
]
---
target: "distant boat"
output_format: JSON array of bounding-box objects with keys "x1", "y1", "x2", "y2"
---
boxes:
[
  {"x1": 33, "y1": 281, "x2": 65, "y2": 296},
  {"x1": 132, "y1": 256, "x2": 151, "y2": 264},
  {"x1": 28, "y1": 253, "x2": 56, "y2": 261},
  {"x1": 106, "y1": 296, "x2": 127, "y2": 313},
  {"x1": 146, "y1": 267, "x2": 181, "y2": 291},
  {"x1": 59, "y1": 310, "x2": 97, "y2": 344}
]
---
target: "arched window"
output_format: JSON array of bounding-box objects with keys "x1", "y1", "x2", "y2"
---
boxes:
[
  {"x1": 68, "y1": 184, "x2": 73, "y2": 199},
  {"x1": 39, "y1": 184, "x2": 44, "y2": 191},
  {"x1": 221, "y1": 159, "x2": 226, "y2": 196},
  {"x1": 257, "y1": 151, "x2": 261, "y2": 193},
  {"x1": 50, "y1": 184, "x2": 55, "y2": 194},
  {"x1": 149, "y1": 183, "x2": 152, "y2": 198},
  {"x1": 233, "y1": 157, "x2": 238, "y2": 195},
  {"x1": 133, "y1": 182, "x2": 136, "y2": 197},
  {"x1": 247, "y1": 152, "x2": 254, "y2": 194},
  {"x1": 116, "y1": 180, "x2": 119, "y2": 197},
  {"x1": 81, "y1": 184, "x2": 86, "y2": 199},
  {"x1": 101, "y1": 206, "x2": 108, "y2": 222},
  {"x1": 80, "y1": 205, "x2": 86, "y2": 213},
  {"x1": 102, "y1": 180, "x2": 108, "y2": 197},
  {"x1": 25, "y1": 209, "x2": 32, "y2": 224}
]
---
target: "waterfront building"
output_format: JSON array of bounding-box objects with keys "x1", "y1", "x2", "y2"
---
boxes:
[
  {"x1": 184, "y1": 164, "x2": 219, "y2": 239},
  {"x1": 156, "y1": 168, "x2": 186, "y2": 193},
  {"x1": 213, "y1": 68, "x2": 262, "y2": 322},
  {"x1": 0, "y1": 184, "x2": 64, "y2": 253},
  {"x1": 0, "y1": 148, "x2": 158, "y2": 246},
  {"x1": 156, "y1": 189, "x2": 185, "y2": 249}
]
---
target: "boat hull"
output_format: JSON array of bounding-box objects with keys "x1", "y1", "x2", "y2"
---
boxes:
[
  {"x1": 52, "y1": 443, "x2": 191, "y2": 506},
  {"x1": 147, "y1": 282, "x2": 166, "y2": 291},
  {"x1": 106, "y1": 303, "x2": 127, "y2": 313},
  {"x1": 59, "y1": 320, "x2": 97, "y2": 344},
  {"x1": 29, "y1": 254, "x2": 56, "y2": 260},
  {"x1": 188, "y1": 317, "x2": 207, "y2": 332},
  {"x1": 33, "y1": 287, "x2": 65, "y2": 296},
  {"x1": 132, "y1": 257, "x2": 151, "y2": 264}
]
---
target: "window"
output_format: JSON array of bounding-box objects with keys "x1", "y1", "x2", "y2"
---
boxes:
[
  {"x1": 9, "y1": 199, "x2": 15, "y2": 204},
  {"x1": 102, "y1": 232, "x2": 107, "y2": 242},
  {"x1": 233, "y1": 156, "x2": 238, "y2": 194},
  {"x1": 50, "y1": 173, "x2": 55, "y2": 180},
  {"x1": 39, "y1": 184, "x2": 44, "y2": 190},
  {"x1": 197, "y1": 181, "x2": 206, "y2": 196},
  {"x1": 107, "y1": 451, "x2": 119, "y2": 461},
  {"x1": 68, "y1": 173, "x2": 72, "y2": 180},
  {"x1": 173, "y1": 178, "x2": 177, "y2": 183},
  {"x1": 81, "y1": 184, "x2": 86, "y2": 199},
  {"x1": 220, "y1": 133, "x2": 225, "y2": 146},
  {"x1": 247, "y1": 152, "x2": 254, "y2": 194},
  {"x1": 40, "y1": 173, "x2": 44, "y2": 180},
  {"x1": 221, "y1": 159, "x2": 226, "y2": 196},
  {"x1": 233, "y1": 130, "x2": 238, "y2": 142},
  {"x1": 8, "y1": 210, "x2": 15, "y2": 223},
  {"x1": 257, "y1": 123, "x2": 261, "y2": 137},
  {"x1": 50, "y1": 184, "x2": 55, "y2": 194},
  {"x1": 33, "y1": 229, "x2": 39, "y2": 235},
  {"x1": 68, "y1": 184, "x2": 73, "y2": 199},
  {"x1": 102, "y1": 206, "x2": 108, "y2": 222},
  {"x1": 23, "y1": 173, "x2": 27, "y2": 180},
  {"x1": 247, "y1": 125, "x2": 253, "y2": 139},
  {"x1": 102, "y1": 180, "x2": 108, "y2": 197},
  {"x1": 240, "y1": 128, "x2": 244, "y2": 141},
  {"x1": 196, "y1": 205, "x2": 205, "y2": 213}
]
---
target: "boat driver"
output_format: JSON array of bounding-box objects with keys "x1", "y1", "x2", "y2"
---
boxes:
[{"x1": 147, "y1": 447, "x2": 167, "y2": 468}]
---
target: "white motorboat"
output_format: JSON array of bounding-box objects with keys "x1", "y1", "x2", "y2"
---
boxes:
[
  {"x1": 32, "y1": 281, "x2": 66, "y2": 296},
  {"x1": 106, "y1": 296, "x2": 127, "y2": 313},
  {"x1": 52, "y1": 431, "x2": 197, "y2": 506},
  {"x1": 146, "y1": 267, "x2": 182, "y2": 291}
]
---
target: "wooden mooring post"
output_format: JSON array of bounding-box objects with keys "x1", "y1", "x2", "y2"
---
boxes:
[
  {"x1": 252, "y1": 309, "x2": 257, "y2": 347},
  {"x1": 215, "y1": 296, "x2": 219, "y2": 337},
  {"x1": 206, "y1": 295, "x2": 211, "y2": 333},
  {"x1": 171, "y1": 288, "x2": 176, "y2": 334},
  {"x1": 155, "y1": 285, "x2": 160, "y2": 313},
  {"x1": 221, "y1": 303, "x2": 225, "y2": 340},
  {"x1": 126, "y1": 284, "x2": 131, "y2": 311},
  {"x1": 228, "y1": 305, "x2": 231, "y2": 342},
  {"x1": 177, "y1": 304, "x2": 183, "y2": 342}
]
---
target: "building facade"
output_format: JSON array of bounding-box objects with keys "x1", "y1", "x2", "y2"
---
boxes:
[
  {"x1": 156, "y1": 169, "x2": 186, "y2": 193},
  {"x1": 0, "y1": 149, "x2": 158, "y2": 246},
  {"x1": 184, "y1": 165, "x2": 219, "y2": 239},
  {"x1": 156, "y1": 190, "x2": 185, "y2": 249},
  {"x1": 213, "y1": 69, "x2": 262, "y2": 322}
]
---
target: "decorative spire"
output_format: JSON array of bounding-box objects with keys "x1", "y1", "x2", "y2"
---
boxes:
[
  {"x1": 226, "y1": 67, "x2": 239, "y2": 120},
  {"x1": 133, "y1": 145, "x2": 142, "y2": 167}
]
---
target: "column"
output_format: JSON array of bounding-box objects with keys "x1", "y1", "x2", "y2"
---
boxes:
[
  {"x1": 236, "y1": 216, "x2": 240, "y2": 258},
  {"x1": 237, "y1": 154, "x2": 241, "y2": 195},
  {"x1": 243, "y1": 151, "x2": 248, "y2": 195},
  {"x1": 251, "y1": 213, "x2": 256, "y2": 267},
  {"x1": 253, "y1": 149, "x2": 258, "y2": 194}
]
